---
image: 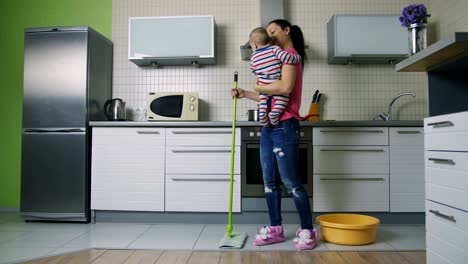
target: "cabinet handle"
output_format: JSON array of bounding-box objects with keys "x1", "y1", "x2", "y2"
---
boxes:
[
  {"x1": 429, "y1": 209, "x2": 456, "y2": 223},
  {"x1": 246, "y1": 144, "x2": 260, "y2": 149},
  {"x1": 172, "y1": 131, "x2": 231, "y2": 135},
  {"x1": 24, "y1": 128, "x2": 85, "y2": 133},
  {"x1": 136, "y1": 131, "x2": 160, "y2": 134},
  {"x1": 427, "y1": 121, "x2": 454, "y2": 127},
  {"x1": 171, "y1": 177, "x2": 231, "y2": 182},
  {"x1": 349, "y1": 54, "x2": 408, "y2": 58},
  {"x1": 319, "y1": 130, "x2": 384, "y2": 133},
  {"x1": 320, "y1": 149, "x2": 385, "y2": 152},
  {"x1": 397, "y1": 131, "x2": 421, "y2": 134},
  {"x1": 428, "y1": 158, "x2": 455, "y2": 165},
  {"x1": 171, "y1": 149, "x2": 231, "y2": 153},
  {"x1": 320, "y1": 177, "x2": 385, "y2": 181}
]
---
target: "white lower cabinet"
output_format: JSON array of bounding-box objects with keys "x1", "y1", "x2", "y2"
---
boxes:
[
  {"x1": 312, "y1": 127, "x2": 390, "y2": 212},
  {"x1": 165, "y1": 128, "x2": 241, "y2": 212},
  {"x1": 313, "y1": 126, "x2": 424, "y2": 213},
  {"x1": 425, "y1": 111, "x2": 468, "y2": 264},
  {"x1": 91, "y1": 127, "x2": 165, "y2": 211},
  {"x1": 389, "y1": 127, "x2": 424, "y2": 212},
  {"x1": 91, "y1": 125, "x2": 426, "y2": 214},
  {"x1": 91, "y1": 127, "x2": 241, "y2": 213}
]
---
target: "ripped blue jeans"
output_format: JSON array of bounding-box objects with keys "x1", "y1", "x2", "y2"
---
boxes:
[{"x1": 260, "y1": 118, "x2": 313, "y2": 229}]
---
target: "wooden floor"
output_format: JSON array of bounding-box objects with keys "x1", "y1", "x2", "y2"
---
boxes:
[{"x1": 22, "y1": 249, "x2": 426, "y2": 264}]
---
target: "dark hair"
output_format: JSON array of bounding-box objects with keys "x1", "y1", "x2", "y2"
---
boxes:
[{"x1": 268, "y1": 19, "x2": 307, "y2": 67}]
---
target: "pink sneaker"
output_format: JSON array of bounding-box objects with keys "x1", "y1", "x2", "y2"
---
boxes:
[
  {"x1": 253, "y1": 226, "x2": 285, "y2": 246},
  {"x1": 293, "y1": 228, "x2": 318, "y2": 250}
]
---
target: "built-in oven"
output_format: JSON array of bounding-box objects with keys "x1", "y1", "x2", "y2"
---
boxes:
[{"x1": 241, "y1": 126, "x2": 313, "y2": 197}]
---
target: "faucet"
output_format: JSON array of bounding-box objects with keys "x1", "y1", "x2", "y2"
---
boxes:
[{"x1": 379, "y1": 92, "x2": 416, "y2": 121}]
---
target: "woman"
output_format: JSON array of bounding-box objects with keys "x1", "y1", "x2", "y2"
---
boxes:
[{"x1": 232, "y1": 19, "x2": 317, "y2": 250}]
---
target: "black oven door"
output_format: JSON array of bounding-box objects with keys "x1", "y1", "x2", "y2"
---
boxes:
[{"x1": 241, "y1": 142, "x2": 312, "y2": 197}]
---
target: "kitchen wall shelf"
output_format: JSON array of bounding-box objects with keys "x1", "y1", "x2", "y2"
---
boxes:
[
  {"x1": 396, "y1": 32, "x2": 468, "y2": 72},
  {"x1": 396, "y1": 32, "x2": 468, "y2": 117}
]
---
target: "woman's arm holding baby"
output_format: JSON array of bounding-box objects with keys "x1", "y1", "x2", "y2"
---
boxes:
[{"x1": 254, "y1": 64, "x2": 296, "y2": 96}]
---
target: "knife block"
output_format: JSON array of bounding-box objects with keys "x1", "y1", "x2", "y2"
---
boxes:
[{"x1": 306, "y1": 103, "x2": 320, "y2": 121}]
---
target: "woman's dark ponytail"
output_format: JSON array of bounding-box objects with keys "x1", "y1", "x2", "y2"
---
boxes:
[
  {"x1": 268, "y1": 19, "x2": 307, "y2": 67},
  {"x1": 289, "y1": 25, "x2": 307, "y2": 66}
]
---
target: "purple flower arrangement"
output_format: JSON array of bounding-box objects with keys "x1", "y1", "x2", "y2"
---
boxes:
[{"x1": 399, "y1": 3, "x2": 431, "y2": 27}]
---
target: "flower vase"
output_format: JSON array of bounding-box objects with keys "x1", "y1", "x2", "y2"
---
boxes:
[{"x1": 408, "y1": 23, "x2": 427, "y2": 55}]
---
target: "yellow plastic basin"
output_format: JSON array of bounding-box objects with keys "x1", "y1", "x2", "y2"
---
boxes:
[{"x1": 316, "y1": 214, "x2": 380, "y2": 245}]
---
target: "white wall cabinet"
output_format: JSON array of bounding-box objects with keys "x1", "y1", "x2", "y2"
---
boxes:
[
  {"x1": 313, "y1": 127, "x2": 390, "y2": 212},
  {"x1": 91, "y1": 127, "x2": 166, "y2": 211},
  {"x1": 128, "y1": 16, "x2": 216, "y2": 66},
  {"x1": 389, "y1": 127, "x2": 424, "y2": 212},
  {"x1": 165, "y1": 128, "x2": 241, "y2": 212},
  {"x1": 425, "y1": 111, "x2": 468, "y2": 264},
  {"x1": 327, "y1": 15, "x2": 407, "y2": 64}
]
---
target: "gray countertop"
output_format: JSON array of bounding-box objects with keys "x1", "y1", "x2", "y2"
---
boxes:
[{"x1": 90, "y1": 120, "x2": 423, "y2": 127}]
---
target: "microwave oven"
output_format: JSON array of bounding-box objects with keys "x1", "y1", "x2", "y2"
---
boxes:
[{"x1": 146, "y1": 92, "x2": 199, "y2": 121}]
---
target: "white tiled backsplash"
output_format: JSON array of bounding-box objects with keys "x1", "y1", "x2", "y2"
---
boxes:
[{"x1": 112, "y1": 0, "x2": 467, "y2": 121}]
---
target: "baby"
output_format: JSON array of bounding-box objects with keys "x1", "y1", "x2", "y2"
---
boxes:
[{"x1": 249, "y1": 27, "x2": 301, "y2": 126}]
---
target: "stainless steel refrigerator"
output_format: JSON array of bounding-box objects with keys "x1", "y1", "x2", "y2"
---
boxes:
[{"x1": 21, "y1": 27, "x2": 112, "y2": 222}]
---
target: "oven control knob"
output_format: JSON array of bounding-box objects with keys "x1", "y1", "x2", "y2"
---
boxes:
[
  {"x1": 256, "y1": 132, "x2": 261, "y2": 137},
  {"x1": 190, "y1": 96, "x2": 196, "y2": 102},
  {"x1": 249, "y1": 132, "x2": 255, "y2": 137},
  {"x1": 300, "y1": 131, "x2": 304, "y2": 137}
]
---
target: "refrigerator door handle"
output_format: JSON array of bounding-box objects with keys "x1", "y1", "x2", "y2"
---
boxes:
[{"x1": 24, "y1": 128, "x2": 86, "y2": 133}]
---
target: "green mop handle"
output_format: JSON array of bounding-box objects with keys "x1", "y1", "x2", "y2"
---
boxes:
[{"x1": 227, "y1": 71, "x2": 238, "y2": 238}]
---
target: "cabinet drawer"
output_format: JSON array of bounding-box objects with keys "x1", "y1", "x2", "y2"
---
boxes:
[
  {"x1": 313, "y1": 127, "x2": 388, "y2": 146},
  {"x1": 93, "y1": 127, "x2": 165, "y2": 146},
  {"x1": 166, "y1": 174, "x2": 240, "y2": 212},
  {"x1": 166, "y1": 128, "x2": 240, "y2": 146},
  {"x1": 426, "y1": 200, "x2": 468, "y2": 264},
  {"x1": 427, "y1": 233, "x2": 468, "y2": 264},
  {"x1": 425, "y1": 112, "x2": 468, "y2": 151},
  {"x1": 313, "y1": 174, "x2": 389, "y2": 212},
  {"x1": 389, "y1": 127, "x2": 424, "y2": 146},
  {"x1": 426, "y1": 167, "x2": 468, "y2": 211},
  {"x1": 426, "y1": 251, "x2": 448, "y2": 264},
  {"x1": 314, "y1": 146, "x2": 389, "y2": 174},
  {"x1": 166, "y1": 146, "x2": 240, "y2": 174},
  {"x1": 425, "y1": 131, "x2": 468, "y2": 151},
  {"x1": 425, "y1": 151, "x2": 468, "y2": 172},
  {"x1": 425, "y1": 111, "x2": 468, "y2": 134}
]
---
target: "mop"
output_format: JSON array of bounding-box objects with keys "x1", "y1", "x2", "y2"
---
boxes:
[{"x1": 219, "y1": 71, "x2": 248, "y2": 249}]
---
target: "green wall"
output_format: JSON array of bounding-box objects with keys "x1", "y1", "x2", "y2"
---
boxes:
[{"x1": 0, "y1": 0, "x2": 112, "y2": 209}]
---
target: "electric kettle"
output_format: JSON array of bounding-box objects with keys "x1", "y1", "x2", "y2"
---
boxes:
[{"x1": 104, "y1": 98, "x2": 126, "y2": 121}]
